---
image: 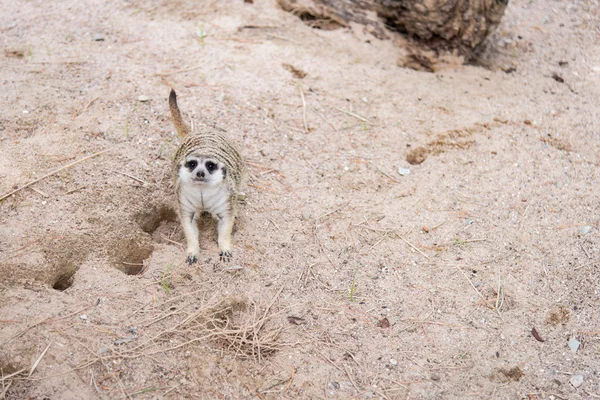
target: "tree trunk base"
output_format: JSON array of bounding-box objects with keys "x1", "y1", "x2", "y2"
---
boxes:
[{"x1": 277, "y1": 0, "x2": 509, "y2": 71}]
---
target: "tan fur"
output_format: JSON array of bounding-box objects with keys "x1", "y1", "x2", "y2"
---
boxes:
[
  {"x1": 169, "y1": 89, "x2": 190, "y2": 138},
  {"x1": 169, "y1": 89, "x2": 246, "y2": 263}
]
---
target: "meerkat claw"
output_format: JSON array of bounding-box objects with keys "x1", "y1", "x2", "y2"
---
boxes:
[
  {"x1": 187, "y1": 255, "x2": 198, "y2": 265},
  {"x1": 219, "y1": 251, "x2": 232, "y2": 262}
]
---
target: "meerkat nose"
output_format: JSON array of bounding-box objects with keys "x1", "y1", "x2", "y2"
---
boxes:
[{"x1": 197, "y1": 171, "x2": 205, "y2": 178}]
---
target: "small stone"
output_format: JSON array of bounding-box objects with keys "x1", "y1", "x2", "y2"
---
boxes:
[
  {"x1": 114, "y1": 337, "x2": 134, "y2": 345},
  {"x1": 301, "y1": 211, "x2": 311, "y2": 220},
  {"x1": 328, "y1": 381, "x2": 340, "y2": 390},
  {"x1": 93, "y1": 33, "x2": 105, "y2": 41},
  {"x1": 80, "y1": 314, "x2": 87, "y2": 320},
  {"x1": 137, "y1": 95, "x2": 150, "y2": 102},
  {"x1": 542, "y1": 15, "x2": 551, "y2": 24},
  {"x1": 568, "y1": 337, "x2": 580, "y2": 353},
  {"x1": 389, "y1": 358, "x2": 398, "y2": 366},
  {"x1": 397, "y1": 166, "x2": 410, "y2": 176},
  {"x1": 364, "y1": 391, "x2": 374, "y2": 399},
  {"x1": 237, "y1": 192, "x2": 247, "y2": 201},
  {"x1": 430, "y1": 374, "x2": 440, "y2": 381},
  {"x1": 98, "y1": 346, "x2": 108, "y2": 354},
  {"x1": 578, "y1": 226, "x2": 592, "y2": 235},
  {"x1": 570, "y1": 374, "x2": 584, "y2": 388}
]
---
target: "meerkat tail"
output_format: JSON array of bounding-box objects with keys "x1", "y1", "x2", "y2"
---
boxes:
[{"x1": 169, "y1": 88, "x2": 190, "y2": 138}]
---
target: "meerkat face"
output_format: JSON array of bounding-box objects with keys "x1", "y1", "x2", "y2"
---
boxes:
[{"x1": 178, "y1": 155, "x2": 227, "y2": 186}]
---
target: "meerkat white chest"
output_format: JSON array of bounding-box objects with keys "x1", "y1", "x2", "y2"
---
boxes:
[{"x1": 179, "y1": 182, "x2": 232, "y2": 218}]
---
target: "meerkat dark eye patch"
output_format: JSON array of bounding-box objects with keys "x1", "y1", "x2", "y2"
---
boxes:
[
  {"x1": 185, "y1": 160, "x2": 198, "y2": 170},
  {"x1": 205, "y1": 161, "x2": 218, "y2": 173}
]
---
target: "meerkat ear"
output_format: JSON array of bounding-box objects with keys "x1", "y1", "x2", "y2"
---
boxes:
[{"x1": 222, "y1": 166, "x2": 227, "y2": 178}]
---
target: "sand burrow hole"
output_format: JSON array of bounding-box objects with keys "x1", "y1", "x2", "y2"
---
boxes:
[
  {"x1": 44, "y1": 235, "x2": 90, "y2": 291},
  {"x1": 101, "y1": 204, "x2": 179, "y2": 275},
  {"x1": 135, "y1": 203, "x2": 180, "y2": 244}
]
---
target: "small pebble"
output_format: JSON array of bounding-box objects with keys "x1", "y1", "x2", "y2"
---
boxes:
[
  {"x1": 570, "y1": 374, "x2": 584, "y2": 388},
  {"x1": 98, "y1": 346, "x2": 108, "y2": 354},
  {"x1": 578, "y1": 226, "x2": 592, "y2": 235},
  {"x1": 389, "y1": 358, "x2": 398, "y2": 366},
  {"x1": 364, "y1": 392, "x2": 374, "y2": 399},
  {"x1": 93, "y1": 33, "x2": 105, "y2": 41},
  {"x1": 137, "y1": 95, "x2": 150, "y2": 102},
  {"x1": 114, "y1": 337, "x2": 134, "y2": 345},
  {"x1": 301, "y1": 211, "x2": 311, "y2": 220},
  {"x1": 80, "y1": 314, "x2": 87, "y2": 320},
  {"x1": 568, "y1": 337, "x2": 580, "y2": 353},
  {"x1": 328, "y1": 381, "x2": 340, "y2": 390},
  {"x1": 397, "y1": 166, "x2": 410, "y2": 176}
]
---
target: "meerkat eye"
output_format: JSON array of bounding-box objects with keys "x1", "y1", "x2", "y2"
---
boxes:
[
  {"x1": 205, "y1": 161, "x2": 217, "y2": 173},
  {"x1": 185, "y1": 160, "x2": 198, "y2": 170}
]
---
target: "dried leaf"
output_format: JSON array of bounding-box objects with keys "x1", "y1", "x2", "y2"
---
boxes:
[
  {"x1": 282, "y1": 63, "x2": 307, "y2": 79},
  {"x1": 531, "y1": 327, "x2": 544, "y2": 342},
  {"x1": 377, "y1": 317, "x2": 390, "y2": 328},
  {"x1": 287, "y1": 316, "x2": 306, "y2": 325},
  {"x1": 551, "y1": 73, "x2": 564, "y2": 83}
]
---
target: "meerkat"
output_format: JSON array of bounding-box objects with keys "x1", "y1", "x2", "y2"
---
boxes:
[{"x1": 169, "y1": 89, "x2": 246, "y2": 264}]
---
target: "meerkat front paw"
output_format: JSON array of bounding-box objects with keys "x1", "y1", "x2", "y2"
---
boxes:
[
  {"x1": 219, "y1": 250, "x2": 232, "y2": 263},
  {"x1": 186, "y1": 253, "x2": 198, "y2": 265}
]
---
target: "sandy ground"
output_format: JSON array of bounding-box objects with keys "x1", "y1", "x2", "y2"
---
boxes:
[{"x1": 1, "y1": 0, "x2": 599, "y2": 399}]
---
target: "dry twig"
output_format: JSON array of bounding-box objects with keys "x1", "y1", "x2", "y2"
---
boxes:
[
  {"x1": 336, "y1": 107, "x2": 369, "y2": 122},
  {"x1": 0, "y1": 149, "x2": 110, "y2": 202},
  {"x1": 72, "y1": 97, "x2": 99, "y2": 120},
  {"x1": 398, "y1": 235, "x2": 431, "y2": 260},
  {"x1": 368, "y1": 161, "x2": 402, "y2": 184},
  {"x1": 265, "y1": 33, "x2": 301, "y2": 44},
  {"x1": 29, "y1": 342, "x2": 52, "y2": 377},
  {"x1": 455, "y1": 266, "x2": 484, "y2": 300},
  {"x1": 157, "y1": 64, "x2": 204, "y2": 76},
  {"x1": 106, "y1": 169, "x2": 151, "y2": 185},
  {"x1": 298, "y1": 84, "x2": 309, "y2": 133}
]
